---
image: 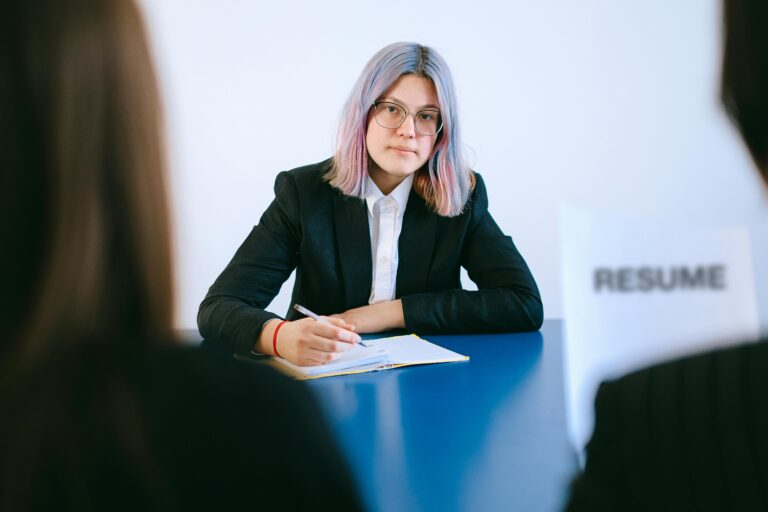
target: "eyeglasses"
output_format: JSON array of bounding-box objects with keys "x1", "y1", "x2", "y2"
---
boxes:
[{"x1": 372, "y1": 101, "x2": 443, "y2": 136}]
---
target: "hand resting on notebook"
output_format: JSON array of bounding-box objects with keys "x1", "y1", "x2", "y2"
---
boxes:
[{"x1": 256, "y1": 317, "x2": 362, "y2": 367}]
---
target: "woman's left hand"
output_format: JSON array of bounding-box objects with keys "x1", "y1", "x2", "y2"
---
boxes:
[{"x1": 333, "y1": 300, "x2": 405, "y2": 334}]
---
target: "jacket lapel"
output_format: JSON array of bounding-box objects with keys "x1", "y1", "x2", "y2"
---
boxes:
[
  {"x1": 396, "y1": 191, "x2": 436, "y2": 297},
  {"x1": 333, "y1": 193, "x2": 372, "y2": 308}
]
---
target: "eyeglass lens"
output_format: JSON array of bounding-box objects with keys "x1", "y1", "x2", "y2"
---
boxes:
[{"x1": 374, "y1": 102, "x2": 441, "y2": 135}]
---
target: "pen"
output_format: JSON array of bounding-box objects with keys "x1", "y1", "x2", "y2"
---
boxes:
[{"x1": 293, "y1": 304, "x2": 370, "y2": 347}]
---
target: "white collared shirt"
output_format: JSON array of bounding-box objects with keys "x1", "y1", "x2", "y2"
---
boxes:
[{"x1": 364, "y1": 174, "x2": 413, "y2": 304}]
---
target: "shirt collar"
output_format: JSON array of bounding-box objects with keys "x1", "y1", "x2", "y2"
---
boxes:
[{"x1": 364, "y1": 174, "x2": 414, "y2": 216}]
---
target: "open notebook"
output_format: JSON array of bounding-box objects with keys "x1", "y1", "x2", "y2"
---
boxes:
[{"x1": 273, "y1": 334, "x2": 469, "y2": 380}]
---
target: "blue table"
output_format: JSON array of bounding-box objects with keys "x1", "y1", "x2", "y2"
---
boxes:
[{"x1": 306, "y1": 320, "x2": 577, "y2": 512}]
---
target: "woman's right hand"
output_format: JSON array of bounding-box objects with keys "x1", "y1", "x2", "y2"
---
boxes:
[{"x1": 256, "y1": 317, "x2": 361, "y2": 366}]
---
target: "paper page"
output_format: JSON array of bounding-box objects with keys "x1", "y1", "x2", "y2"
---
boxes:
[
  {"x1": 273, "y1": 344, "x2": 389, "y2": 377},
  {"x1": 366, "y1": 334, "x2": 468, "y2": 365}
]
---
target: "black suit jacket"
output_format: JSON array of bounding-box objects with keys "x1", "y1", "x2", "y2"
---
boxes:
[
  {"x1": 10, "y1": 345, "x2": 364, "y2": 511},
  {"x1": 565, "y1": 339, "x2": 768, "y2": 511},
  {"x1": 198, "y1": 159, "x2": 542, "y2": 355}
]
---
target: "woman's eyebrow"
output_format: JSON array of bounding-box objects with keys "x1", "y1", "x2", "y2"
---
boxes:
[{"x1": 380, "y1": 96, "x2": 440, "y2": 110}]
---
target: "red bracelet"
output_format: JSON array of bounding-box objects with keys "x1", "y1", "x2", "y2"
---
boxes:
[{"x1": 272, "y1": 320, "x2": 287, "y2": 358}]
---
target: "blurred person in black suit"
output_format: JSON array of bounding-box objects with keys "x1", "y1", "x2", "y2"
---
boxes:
[
  {"x1": 565, "y1": 0, "x2": 768, "y2": 510},
  {"x1": 0, "y1": 0, "x2": 363, "y2": 510}
]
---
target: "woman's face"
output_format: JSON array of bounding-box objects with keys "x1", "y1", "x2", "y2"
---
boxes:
[{"x1": 366, "y1": 74, "x2": 440, "y2": 194}]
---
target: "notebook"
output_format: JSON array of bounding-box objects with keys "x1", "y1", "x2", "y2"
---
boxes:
[{"x1": 272, "y1": 334, "x2": 469, "y2": 379}]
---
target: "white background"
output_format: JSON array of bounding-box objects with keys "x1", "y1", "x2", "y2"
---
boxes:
[{"x1": 139, "y1": 0, "x2": 768, "y2": 331}]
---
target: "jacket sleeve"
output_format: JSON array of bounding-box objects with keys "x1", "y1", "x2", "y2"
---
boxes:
[
  {"x1": 401, "y1": 174, "x2": 543, "y2": 333},
  {"x1": 178, "y1": 350, "x2": 365, "y2": 510},
  {"x1": 197, "y1": 172, "x2": 300, "y2": 355}
]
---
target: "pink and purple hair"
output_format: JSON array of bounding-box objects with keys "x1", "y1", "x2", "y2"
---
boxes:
[{"x1": 326, "y1": 42, "x2": 474, "y2": 217}]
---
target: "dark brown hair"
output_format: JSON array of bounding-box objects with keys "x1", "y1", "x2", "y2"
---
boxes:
[
  {"x1": 721, "y1": 0, "x2": 768, "y2": 184},
  {"x1": 0, "y1": 0, "x2": 175, "y2": 507}
]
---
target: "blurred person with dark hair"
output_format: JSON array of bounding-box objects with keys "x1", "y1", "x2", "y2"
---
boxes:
[
  {"x1": 565, "y1": 0, "x2": 768, "y2": 510},
  {"x1": 0, "y1": 0, "x2": 363, "y2": 510}
]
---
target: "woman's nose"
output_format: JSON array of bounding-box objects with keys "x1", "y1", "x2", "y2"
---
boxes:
[{"x1": 397, "y1": 114, "x2": 416, "y2": 137}]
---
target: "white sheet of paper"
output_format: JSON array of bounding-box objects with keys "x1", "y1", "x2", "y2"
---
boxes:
[
  {"x1": 560, "y1": 206, "x2": 760, "y2": 458},
  {"x1": 275, "y1": 344, "x2": 389, "y2": 377},
  {"x1": 365, "y1": 334, "x2": 467, "y2": 365},
  {"x1": 272, "y1": 334, "x2": 467, "y2": 378}
]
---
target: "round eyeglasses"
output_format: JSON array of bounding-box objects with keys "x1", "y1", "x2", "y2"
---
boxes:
[{"x1": 372, "y1": 101, "x2": 443, "y2": 136}]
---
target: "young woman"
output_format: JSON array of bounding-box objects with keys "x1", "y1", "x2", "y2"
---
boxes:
[
  {"x1": 199, "y1": 42, "x2": 543, "y2": 366},
  {"x1": 0, "y1": 0, "x2": 362, "y2": 509}
]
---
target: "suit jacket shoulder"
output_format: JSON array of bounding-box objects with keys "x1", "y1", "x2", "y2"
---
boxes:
[
  {"x1": 277, "y1": 158, "x2": 334, "y2": 195},
  {"x1": 144, "y1": 346, "x2": 364, "y2": 510},
  {"x1": 567, "y1": 339, "x2": 768, "y2": 511}
]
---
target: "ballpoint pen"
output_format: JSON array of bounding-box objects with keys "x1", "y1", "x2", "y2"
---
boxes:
[{"x1": 293, "y1": 304, "x2": 370, "y2": 347}]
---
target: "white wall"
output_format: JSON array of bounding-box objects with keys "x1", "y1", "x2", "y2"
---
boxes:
[{"x1": 139, "y1": 0, "x2": 768, "y2": 331}]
